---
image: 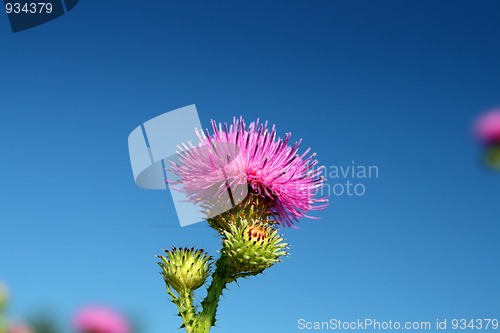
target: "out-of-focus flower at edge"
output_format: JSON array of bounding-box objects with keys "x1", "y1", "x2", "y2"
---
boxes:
[
  {"x1": 169, "y1": 117, "x2": 328, "y2": 227},
  {"x1": 474, "y1": 109, "x2": 500, "y2": 171},
  {"x1": 475, "y1": 109, "x2": 500, "y2": 145},
  {"x1": 73, "y1": 306, "x2": 130, "y2": 333},
  {"x1": 7, "y1": 323, "x2": 33, "y2": 333}
]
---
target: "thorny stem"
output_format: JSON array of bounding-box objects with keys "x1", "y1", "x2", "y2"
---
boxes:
[
  {"x1": 195, "y1": 255, "x2": 231, "y2": 333},
  {"x1": 166, "y1": 286, "x2": 198, "y2": 333}
]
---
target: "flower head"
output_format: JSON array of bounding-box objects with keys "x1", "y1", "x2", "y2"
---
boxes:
[
  {"x1": 73, "y1": 306, "x2": 130, "y2": 333},
  {"x1": 169, "y1": 117, "x2": 328, "y2": 227},
  {"x1": 475, "y1": 109, "x2": 500, "y2": 145}
]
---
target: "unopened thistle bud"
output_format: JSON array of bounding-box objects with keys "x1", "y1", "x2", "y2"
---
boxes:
[
  {"x1": 158, "y1": 247, "x2": 211, "y2": 293},
  {"x1": 222, "y1": 219, "x2": 288, "y2": 277}
]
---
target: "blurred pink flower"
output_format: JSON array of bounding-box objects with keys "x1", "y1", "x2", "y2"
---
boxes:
[
  {"x1": 73, "y1": 306, "x2": 130, "y2": 333},
  {"x1": 475, "y1": 109, "x2": 500, "y2": 145},
  {"x1": 7, "y1": 323, "x2": 33, "y2": 333}
]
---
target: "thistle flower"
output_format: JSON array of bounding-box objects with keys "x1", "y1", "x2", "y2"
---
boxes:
[
  {"x1": 158, "y1": 248, "x2": 212, "y2": 293},
  {"x1": 475, "y1": 109, "x2": 500, "y2": 145},
  {"x1": 169, "y1": 117, "x2": 328, "y2": 227},
  {"x1": 73, "y1": 306, "x2": 130, "y2": 333}
]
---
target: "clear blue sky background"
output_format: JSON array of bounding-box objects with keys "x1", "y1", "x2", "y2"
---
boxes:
[{"x1": 1, "y1": 1, "x2": 499, "y2": 333}]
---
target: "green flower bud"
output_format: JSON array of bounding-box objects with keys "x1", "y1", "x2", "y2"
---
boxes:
[
  {"x1": 222, "y1": 219, "x2": 288, "y2": 277},
  {"x1": 158, "y1": 247, "x2": 211, "y2": 293}
]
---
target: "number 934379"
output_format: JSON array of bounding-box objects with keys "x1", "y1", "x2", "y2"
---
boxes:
[{"x1": 5, "y1": 2, "x2": 53, "y2": 14}]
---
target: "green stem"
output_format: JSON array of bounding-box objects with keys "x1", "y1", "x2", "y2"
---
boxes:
[
  {"x1": 195, "y1": 256, "x2": 231, "y2": 333},
  {"x1": 166, "y1": 286, "x2": 197, "y2": 333},
  {"x1": 180, "y1": 290, "x2": 197, "y2": 333}
]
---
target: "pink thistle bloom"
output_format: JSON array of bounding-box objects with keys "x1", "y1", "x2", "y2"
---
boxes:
[
  {"x1": 475, "y1": 109, "x2": 500, "y2": 145},
  {"x1": 73, "y1": 306, "x2": 130, "y2": 333},
  {"x1": 169, "y1": 117, "x2": 328, "y2": 227}
]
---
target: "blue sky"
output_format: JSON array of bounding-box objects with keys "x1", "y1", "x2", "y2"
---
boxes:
[{"x1": 1, "y1": 1, "x2": 499, "y2": 333}]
